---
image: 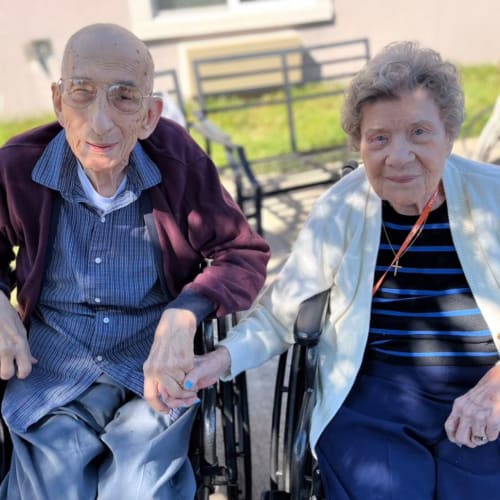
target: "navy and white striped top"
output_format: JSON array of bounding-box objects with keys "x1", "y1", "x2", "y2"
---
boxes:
[{"x1": 368, "y1": 200, "x2": 498, "y2": 366}]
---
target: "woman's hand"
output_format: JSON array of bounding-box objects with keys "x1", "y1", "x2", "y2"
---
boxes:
[
  {"x1": 143, "y1": 308, "x2": 199, "y2": 412},
  {"x1": 0, "y1": 292, "x2": 37, "y2": 380},
  {"x1": 184, "y1": 347, "x2": 232, "y2": 392},
  {"x1": 444, "y1": 363, "x2": 500, "y2": 447}
]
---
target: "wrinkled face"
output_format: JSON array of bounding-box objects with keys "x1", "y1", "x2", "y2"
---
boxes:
[
  {"x1": 359, "y1": 87, "x2": 453, "y2": 215},
  {"x1": 52, "y1": 31, "x2": 161, "y2": 176}
]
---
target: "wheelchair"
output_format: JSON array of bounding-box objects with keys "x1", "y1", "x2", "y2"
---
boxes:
[
  {"x1": 191, "y1": 313, "x2": 252, "y2": 500},
  {"x1": 262, "y1": 161, "x2": 358, "y2": 500},
  {"x1": 0, "y1": 313, "x2": 252, "y2": 500},
  {"x1": 261, "y1": 291, "x2": 328, "y2": 500}
]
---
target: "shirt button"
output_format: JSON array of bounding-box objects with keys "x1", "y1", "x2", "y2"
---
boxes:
[
  {"x1": 96, "y1": 355, "x2": 103, "y2": 362},
  {"x1": 95, "y1": 257, "x2": 102, "y2": 264},
  {"x1": 100, "y1": 217, "x2": 106, "y2": 223},
  {"x1": 94, "y1": 297, "x2": 101, "y2": 303},
  {"x1": 103, "y1": 317, "x2": 110, "y2": 324}
]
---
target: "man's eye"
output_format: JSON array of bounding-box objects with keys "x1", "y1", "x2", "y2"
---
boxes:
[
  {"x1": 112, "y1": 86, "x2": 139, "y2": 101},
  {"x1": 71, "y1": 88, "x2": 93, "y2": 95},
  {"x1": 69, "y1": 88, "x2": 95, "y2": 101}
]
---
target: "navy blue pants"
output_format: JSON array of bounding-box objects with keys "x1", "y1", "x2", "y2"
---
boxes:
[{"x1": 316, "y1": 360, "x2": 500, "y2": 499}]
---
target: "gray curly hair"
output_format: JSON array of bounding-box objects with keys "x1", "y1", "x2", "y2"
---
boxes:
[{"x1": 342, "y1": 41, "x2": 464, "y2": 150}]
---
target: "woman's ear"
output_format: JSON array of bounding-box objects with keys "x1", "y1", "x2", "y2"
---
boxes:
[{"x1": 138, "y1": 96, "x2": 163, "y2": 140}]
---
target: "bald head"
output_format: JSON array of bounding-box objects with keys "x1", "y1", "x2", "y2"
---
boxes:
[{"x1": 61, "y1": 23, "x2": 155, "y2": 92}]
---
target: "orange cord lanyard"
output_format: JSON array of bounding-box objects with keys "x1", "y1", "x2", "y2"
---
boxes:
[{"x1": 372, "y1": 189, "x2": 439, "y2": 297}]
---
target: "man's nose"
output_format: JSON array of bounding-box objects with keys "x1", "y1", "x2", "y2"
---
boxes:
[{"x1": 88, "y1": 91, "x2": 115, "y2": 134}]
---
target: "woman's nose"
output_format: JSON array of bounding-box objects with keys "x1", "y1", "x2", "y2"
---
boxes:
[{"x1": 386, "y1": 137, "x2": 414, "y2": 166}]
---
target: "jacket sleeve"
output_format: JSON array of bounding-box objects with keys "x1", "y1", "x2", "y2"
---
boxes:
[
  {"x1": 144, "y1": 118, "x2": 271, "y2": 317},
  {"x1": 179, "y1": 152, "x2": 271, "y2": 317}
]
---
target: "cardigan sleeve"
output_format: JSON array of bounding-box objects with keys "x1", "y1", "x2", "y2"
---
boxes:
[{"x1": 219, "y1": 180, "x2": 353, "y2": 376}]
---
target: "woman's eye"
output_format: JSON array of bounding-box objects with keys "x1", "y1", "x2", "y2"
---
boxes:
[{"x1": 371, "y1": 135, "x2": 387, "y2": 144}]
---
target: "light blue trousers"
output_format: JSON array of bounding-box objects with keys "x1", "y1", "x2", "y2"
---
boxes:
[{"x1": 0, "y1": 375, "x2": 199, "y2": 500}]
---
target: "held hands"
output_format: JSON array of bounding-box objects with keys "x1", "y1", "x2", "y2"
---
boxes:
[
  {"x1": 186, "y1": 347, "x2": 232, "y2": 392},
  {"x1": 0, "y1": 292, "x2": 37, "y2": 380},
  {"x1": 143, "y1": 308, "x2": 201, "y2": 412},
  {"x1": 444, "y1": 363, "x2": 500, "y2": 447}
]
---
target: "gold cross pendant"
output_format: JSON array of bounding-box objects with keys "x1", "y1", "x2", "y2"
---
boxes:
[{"x1": 392, "y1": 260, "x2": 402, "y2": 276}]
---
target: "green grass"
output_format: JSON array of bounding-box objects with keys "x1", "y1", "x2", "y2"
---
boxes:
[
  {"x1": 459, "y1": 64, "x2": 500, "y2": 136},
  {"x1": 1, "y1": 64, "x2": 498, "y2": 170},
  {"x1": 190, "y1": 64, "x2": 500, "y2": 168},
  {"x1": 0, "y1": 113, "x2": 55, "y2": 146}
]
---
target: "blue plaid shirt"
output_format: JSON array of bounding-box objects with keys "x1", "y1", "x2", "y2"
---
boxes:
[{"x1": 3, "y1": 132, "x2": 171, "y2": 432}]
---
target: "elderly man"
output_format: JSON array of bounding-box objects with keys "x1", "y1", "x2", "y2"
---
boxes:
[{"x1": 0, "y1": 23, "x2": 269, "y2": 499}]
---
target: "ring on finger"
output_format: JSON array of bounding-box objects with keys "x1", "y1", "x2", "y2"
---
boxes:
[{"x1": 472, "y1": 434, "x2": 487, "y2": 443}]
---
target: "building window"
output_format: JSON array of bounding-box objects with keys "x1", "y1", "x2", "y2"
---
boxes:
[
  {"x1": 155, "y1": 0, "x2": 225, "y2": 10},
  {"x1": 128, "y1": 0, "x2": 334, "y2": 40}
]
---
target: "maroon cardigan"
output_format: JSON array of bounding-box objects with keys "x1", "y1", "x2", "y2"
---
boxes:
[{"x1": 0, "y1": 118, "x2": 270, "y2": 323}]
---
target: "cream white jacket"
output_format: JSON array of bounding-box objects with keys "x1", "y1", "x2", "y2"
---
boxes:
[{"x1": 220, "y1": 154, "x2": 500, "y2": 452}]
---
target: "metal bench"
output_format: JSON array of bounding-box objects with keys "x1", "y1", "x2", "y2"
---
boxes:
[{"x1": 190, "y1": 39, "x2": 370, "y2": 234}]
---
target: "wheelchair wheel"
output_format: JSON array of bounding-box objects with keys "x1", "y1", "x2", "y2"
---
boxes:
[
  {"x1": 217, "y1": 315, "x2": 252, "y2": 500},
  {"x1": 192, "y1": 315, "x2": 252, "y2": 499},
  {"x1": 219, "y1": 372, "x2": 252, "y2": 500}
]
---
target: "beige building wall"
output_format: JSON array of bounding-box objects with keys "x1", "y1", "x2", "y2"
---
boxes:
[
  {"x1": 0, "y1": 0, "x2": 499, "y2": 120},
  {"x1": 0, "y1": 0, "x2": 129, "y2": 119}
]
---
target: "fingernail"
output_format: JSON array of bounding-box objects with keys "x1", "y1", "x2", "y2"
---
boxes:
[{"x1": 184, "y1": 380, "x2": 193, "y2": 390}]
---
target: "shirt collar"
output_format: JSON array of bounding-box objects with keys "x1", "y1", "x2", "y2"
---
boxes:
[{"x1": 32, "y1": 130, "x2": 162, "y2": 202}]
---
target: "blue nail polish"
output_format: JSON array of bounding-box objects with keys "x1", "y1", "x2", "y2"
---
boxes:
[{"x1": 184, "y1": 380, "x2": 193, "y2": 390}]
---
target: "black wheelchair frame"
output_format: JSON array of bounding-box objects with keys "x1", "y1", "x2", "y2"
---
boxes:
[
  {"x1": 262, "y1": 291, "x2": 329, "y2": 500},
  {"x1": 192, "y1": 314, "x2": 252, "y2": 500},
  {"x1": 263, "y1": 162, "x2": 358, "y2": 500}
]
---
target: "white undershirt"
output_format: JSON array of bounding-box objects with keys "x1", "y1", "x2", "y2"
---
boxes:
[{"x1": 77, "y1": 163, "x2": 127, "y2": 214}]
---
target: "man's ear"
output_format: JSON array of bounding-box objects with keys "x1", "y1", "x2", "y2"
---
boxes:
[
  {"x1": 138, "y1": 97, "x2": 163, "y2": 140},
  {"x1": 51, "y1": 82, "x2": 65, "y2": 127}
]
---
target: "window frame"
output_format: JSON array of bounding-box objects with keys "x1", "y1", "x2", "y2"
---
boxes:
[{"x1": 128, "y1": 0, "x2": 335, "y2": 41}]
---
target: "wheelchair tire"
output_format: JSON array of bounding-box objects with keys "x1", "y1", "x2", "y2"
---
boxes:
[
  {"x1": 217, "y1": 315, "x2": 252, "y2": 500},
  {"x1": 219, "y1": 372, "x2": 252, "y2": 500}
]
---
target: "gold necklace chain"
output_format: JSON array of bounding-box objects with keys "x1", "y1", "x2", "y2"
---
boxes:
[{"x1": 381, "y1": 221, "x2": 425, "y2": 276}]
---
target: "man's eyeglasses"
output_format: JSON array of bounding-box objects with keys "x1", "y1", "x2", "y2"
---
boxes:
[{"x1": 57, "y1": 78, "x2": 153, "y2": 114}]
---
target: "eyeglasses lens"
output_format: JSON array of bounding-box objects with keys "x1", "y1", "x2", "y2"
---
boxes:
[{"x1": 61, "y1": 79, "x2": 143, "y2": 113}]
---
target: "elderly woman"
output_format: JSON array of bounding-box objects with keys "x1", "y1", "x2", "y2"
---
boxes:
[{"x1": 182, "y1": 41, "x2": 500, "y2": 498}]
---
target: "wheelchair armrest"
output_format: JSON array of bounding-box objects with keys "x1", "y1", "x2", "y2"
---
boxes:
[{"x1": 293, "y1": 290, "x2": 330, "y2": 347}]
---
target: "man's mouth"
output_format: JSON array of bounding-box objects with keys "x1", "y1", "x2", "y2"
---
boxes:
[{"x1": 86, "y1": 142, "x2": 117, "y2": 153}]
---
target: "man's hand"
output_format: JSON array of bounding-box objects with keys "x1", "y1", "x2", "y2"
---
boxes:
[
  {"x1": 143, "y1": 308, "x2": 199, "y2": 412},
  {"x1": 444, "y1": 363, "x2": 500, "y2": 447},
  {"x1": 0, "y1": 292, "x2": 36, "y2": 380}
]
